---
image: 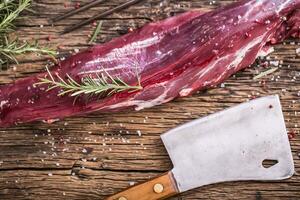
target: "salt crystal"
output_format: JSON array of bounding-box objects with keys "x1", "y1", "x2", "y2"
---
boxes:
[
  {"x1": 129, "y1": 182, "x2": 135, "y2": 186},
  {"x1": 82, "y1": 148, "x2": 87, "y2": 153},
  {"x1": 137, "y1": 130, "x2": 142, "y2": 136},
  {"x1": 269, "y1": 60, "x2": 279, "y2": 66},
  {"x1": 48, "y1": 173, "x2": 53, "y2": 176}
]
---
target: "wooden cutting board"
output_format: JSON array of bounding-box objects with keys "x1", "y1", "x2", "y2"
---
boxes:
[{"x1": 0, "y1": 0, "x2": 299, "y2": 199}]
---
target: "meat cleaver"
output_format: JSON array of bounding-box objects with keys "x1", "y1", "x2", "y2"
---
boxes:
[{"x1": 106, "y1": 95, "x2": 294, "y2": 200}]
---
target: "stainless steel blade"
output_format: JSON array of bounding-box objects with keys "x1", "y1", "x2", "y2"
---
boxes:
[{"x1": 161, "y1": 95, "x2": 294, "y2": 192}]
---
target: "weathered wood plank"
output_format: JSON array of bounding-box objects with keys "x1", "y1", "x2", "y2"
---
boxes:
[{"x1": 0, "y1": 0, "x2": 299, "y2": 199}]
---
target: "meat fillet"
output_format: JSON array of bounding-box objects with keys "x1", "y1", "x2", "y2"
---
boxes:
[{"x1": 0, "y1": 0, "x2": 300, "y2": 127}]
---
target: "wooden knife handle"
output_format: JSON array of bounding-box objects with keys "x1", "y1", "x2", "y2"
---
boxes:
[{"x1": 105, "y1": 171, "x2": 179, "y2": 200}]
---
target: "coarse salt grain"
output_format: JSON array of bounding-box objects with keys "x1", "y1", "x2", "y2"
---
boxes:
[
  {"x1": 137, "y1": 130, "x2": 142, "y2": 136},
  {"x1": 129, "y1": 182, "x2": 135, "y2": 186},
  {"x1": 82, "y1": 148, "x2": 87, "y2": 153}
]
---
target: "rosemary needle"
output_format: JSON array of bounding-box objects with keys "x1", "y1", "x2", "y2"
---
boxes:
[
  {"x1": 253, "y1": 67, "x2": 278, "y2": 80},
  {"x1": 89, "y1": 21, "x2": 103, "y2": 44},
  {"x1": 36, "y1": 67, "x2": 143, "y2": 97}
]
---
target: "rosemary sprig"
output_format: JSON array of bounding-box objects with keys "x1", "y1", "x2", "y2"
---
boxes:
[
  {"x1": 89, "y1": 21, "x2": 103, "y2": 44},
  {"x1": 35, "y1": 67, "x2": 143, "y2": 97},
  {"x1": 0, "y1": 37, "x2": 57, "y2": 65},
  {"x1": 0, "y1": 0, "x2": 57, "y2": 68},
  {"x1": 0, "y1": 0, "x2": 31, "y2": 34}
]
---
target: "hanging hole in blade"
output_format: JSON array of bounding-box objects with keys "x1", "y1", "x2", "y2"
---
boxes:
[{"x1": 262, "y1": 159, "x2": 279, "y2": 168}]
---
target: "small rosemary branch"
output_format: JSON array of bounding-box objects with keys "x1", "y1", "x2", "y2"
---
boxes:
[
  {"x1": 35, "y1": 67, "x2": 143, "y2": 97},
  {"x1": 89, "y1": 21, "x2": 103, "y2": 44},
  {"x1": 0, "y1": 37, "x2": 56, "y2": 65},
  {"x1": 0, "y1": 0, "x2": 31, "y2": 34},
  {"x1": 0, "y1": 0, "x2": 57, "y2": 68}
]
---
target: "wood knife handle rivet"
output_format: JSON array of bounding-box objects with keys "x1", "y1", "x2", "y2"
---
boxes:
[{"x1": 153, "y1": 183, "x2": 164, "y2": 194}]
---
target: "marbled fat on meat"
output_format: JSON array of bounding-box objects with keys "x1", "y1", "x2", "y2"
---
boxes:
[{"x1": 0, "y1": 0, "x2": 299, "y2": 127}]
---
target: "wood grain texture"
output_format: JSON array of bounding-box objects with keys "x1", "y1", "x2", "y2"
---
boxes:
[
  {"x1": 0, "y1": 0, "x2": 299, "y2": 200},
  {"x1": 106, "y1": 171, "x2": 178, "y2": 200}
]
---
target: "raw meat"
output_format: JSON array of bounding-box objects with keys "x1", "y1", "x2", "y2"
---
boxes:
[{"x1": 0, "y1": 0, "x2": 299, "y2": 127}]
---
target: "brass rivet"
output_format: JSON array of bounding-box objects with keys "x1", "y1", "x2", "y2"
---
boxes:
[
  {"x1": 153, "y1": 183, "x2": 164, "y2": 194},
  {"x1": 118, "y1": 197, "x2": 127, "y2": 200}
]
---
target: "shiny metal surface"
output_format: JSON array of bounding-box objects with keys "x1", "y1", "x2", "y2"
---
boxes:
[{"x1": 161, "y1": 95, "x2": 294, "y2": 192}]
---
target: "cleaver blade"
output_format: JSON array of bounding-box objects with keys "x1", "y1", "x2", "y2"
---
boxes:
[
  {"x1": 161, "y1": 95, "x2": 294, "y2": 192},
  {"x1": 106, "y1": 95, "x2": 294, "y2": 200}
]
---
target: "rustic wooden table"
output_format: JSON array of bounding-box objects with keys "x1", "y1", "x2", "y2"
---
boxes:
[{"x1": 0, "y1": 0, "x2": 299, "y2": 199}]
